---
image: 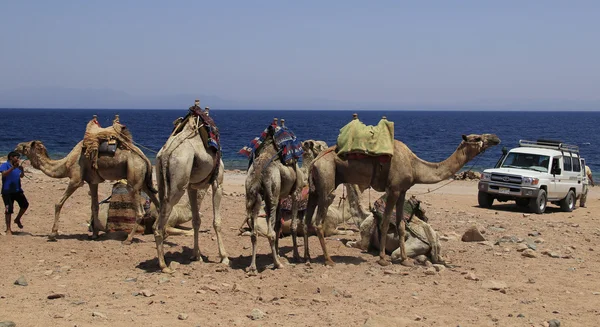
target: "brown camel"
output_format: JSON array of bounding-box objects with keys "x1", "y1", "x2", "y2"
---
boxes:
[
  {"x1": 244, "y1": 126, "x2": 304, "y2": 273},
  {"x1": 304, "y1": 133, "x2": 500, "y2": 266},
  {"x1": 15, "y1": 135, "x2": 158, "y2": 243},
  {"x1": 154, "y1": 113, "x2": 228, "y2": 273}
]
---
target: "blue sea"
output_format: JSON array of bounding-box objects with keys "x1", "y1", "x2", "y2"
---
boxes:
[{"x1": 1, "y1": 109, "x2": 599, "y2": 178}]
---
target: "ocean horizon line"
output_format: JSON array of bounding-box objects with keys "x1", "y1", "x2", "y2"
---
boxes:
[{"x1": 2, "y1": 107, "x2": 600, "y2": 112}]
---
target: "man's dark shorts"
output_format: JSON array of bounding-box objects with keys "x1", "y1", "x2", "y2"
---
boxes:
[{"x1": 2, "y1": 192, "x2": 29, "y2": 214}]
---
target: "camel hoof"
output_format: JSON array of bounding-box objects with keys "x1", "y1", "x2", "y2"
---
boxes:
[
  {"x1": 122, "y1": 239, "x2": 133, "y2": 245},
  {"x1": 246, "y1": 268, "x2": 258, "y2": 276},
  {"x1": 377, "y1": 259, "x2": 391, "y2": 266},
  {"x1": 221, "y1": 257, "x2": 230, "y2": 266},
  {"x1": 400, "y1": 259, "x2": 415, "y2": 267},
  {"x1": 324, "y1": 260, "x2": 336, "y2": 267},
  {"x1": 190, "y1": 255, "x2": 204, "y2": 262},
  {"x1": 274, "y1": 262, "x2": 285, "y2": 270},
  {"x1": 48, "y1": 234, "x2": 58, "y2": 242},
  {"x1": 161, "y1": 267, "x2": 174, "y2": 274}
]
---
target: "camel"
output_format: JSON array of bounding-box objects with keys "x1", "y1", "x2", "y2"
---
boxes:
[
  {"x1": 94, "y1": 184, "x2": 199, "y2": 237},
  {"x1": 304, "y1": 132, "x2": 500, "y2": 266},
  {"x1": 15, "y1": 129, "x2": 158, "y2": 243},
  {"x1": 244, "y1": 124, "x2": 305, "y2": 273},
  {"x1": 346, "y1": 195, "x2": 444, "y2": 264},
  {"x1": 154, "y1": 112, "x2": 228, "y2": 273}
]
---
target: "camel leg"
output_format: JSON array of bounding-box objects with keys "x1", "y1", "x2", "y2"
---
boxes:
[
  {"x1": 303, "y1": 192, "x2": 318, "y2": 263},
  {"x1": 266, "y1": 187, "x2": 284, "y2": 269},
  {"x1": 88, "y1": 183, "x2": 100, "y2": 240},
  {"x1": 154, "y1": 199, "x2": 175, "y2": 273},
  {"x1": 275, "y1": 204, "x2": 282, "y2": 256},
  {"x1": 211, "y1": 178, "x2": 229, "y2": 265},
  {"x1": 290, "y1": 190, "x2": 302, "y2": 262},
  {"x1": 50, "y1": 181, "x2": 82, "y2": 241},
  {"x1": 247, "y1": 193, "x2": 261, "y2": 275},
  {"x1": 315, "y1": 192, "x2": 335, "y2": 266},
  {"x1": 187, "y1": 188, "x2": 204, "y2": 262},
  {"x1": 165, "y1": 226, "x2": 193, "y2": 236},
  {"x1": 378, "y1": 190, "x2": 399, "y2": 266},
  {"x1": 394, "y1": 192, "x2": 413, "y2": 266}
]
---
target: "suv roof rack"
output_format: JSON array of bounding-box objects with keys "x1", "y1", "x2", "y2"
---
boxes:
[{"x1": 518, "y1": 139, "x2": 579, "y2": 153}]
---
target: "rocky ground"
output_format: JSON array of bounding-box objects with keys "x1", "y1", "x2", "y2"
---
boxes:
[{"x1": 1, "y1": 167, "x2": 599, "y2": 327}]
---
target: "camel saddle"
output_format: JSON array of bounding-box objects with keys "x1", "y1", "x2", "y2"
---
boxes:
[
  {"x1": 82, "y1": 117, "x2": 138, "y2": 169},
  {"x1": 336, "y1": 117, "x2": 394, "y2": 159}
]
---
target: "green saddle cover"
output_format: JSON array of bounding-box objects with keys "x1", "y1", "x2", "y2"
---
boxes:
[{"x1": 336, "y1": 118, "x2": 395, "y2": 157}]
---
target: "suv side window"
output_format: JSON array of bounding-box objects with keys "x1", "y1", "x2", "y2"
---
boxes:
[
  {"x1": 563, "y1": 154, "x2": 572, "y2": 171},
  {"x1": 572, "y1": 154, "x2": 581, "y2": 172}
]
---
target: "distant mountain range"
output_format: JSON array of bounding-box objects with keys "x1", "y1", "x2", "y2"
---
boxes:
[{"x1": 0, "y1": 86, "x2": 598, "y2": 111}]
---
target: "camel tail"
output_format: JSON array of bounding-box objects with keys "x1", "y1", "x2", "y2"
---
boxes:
[{"x1": 145, "y1": 159, "x2": 158, "y2": 194}]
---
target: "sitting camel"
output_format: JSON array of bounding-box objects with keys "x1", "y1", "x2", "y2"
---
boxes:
[
  {"x1": 154, "y1": 109, "x2": 228, "y2": 273},
  {"x1": 244, "y1": 122, "x2": 305, "y2": 273},
  {"x1": 15, "y1": 117, "x2": 158, "y2": 243},
  {"x1": 346, "y1": 195, "x2": 444, "y2": 264},
  {"x1": 94, "y1": 188, "x2": 200, "y2": 237},
  {"x1": 305, "y1": 130, "x2": 500, "y2": 266}
]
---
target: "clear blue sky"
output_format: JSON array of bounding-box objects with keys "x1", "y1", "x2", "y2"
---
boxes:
[{"x1": 1, "y1": 1, "x2": 599, "y2": 109}]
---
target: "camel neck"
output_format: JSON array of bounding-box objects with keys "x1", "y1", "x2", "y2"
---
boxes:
[
  {"x1": 29, "y1": 146, "x2": 76, "y2": 179},
  {"x1": 411, "y1": 143, "x2": 475, "y2": 184}
]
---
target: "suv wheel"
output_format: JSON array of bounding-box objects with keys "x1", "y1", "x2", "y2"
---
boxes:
[
  {"x1": 560, "y1": 190, "x2": 575, "y2": 212},
  {"x1": 529, "y1": 189, "x2": 547, "y2": 214},
  {"x1": 478, "y1": 191, "x2": 494, "y2": 208}
]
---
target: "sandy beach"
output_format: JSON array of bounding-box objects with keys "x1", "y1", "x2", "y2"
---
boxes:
[{"x1": 1, "y1": 166, "x2": 599, "y2": 327}]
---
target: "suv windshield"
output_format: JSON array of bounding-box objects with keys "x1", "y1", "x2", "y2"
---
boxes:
[{"x1": 501, "y1": 153, "x2": 550, "y2": 172}]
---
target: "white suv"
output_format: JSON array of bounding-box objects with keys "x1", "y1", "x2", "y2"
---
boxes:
[{"x1": 478, "y1": 140, "x2": 584, "y2": 214}]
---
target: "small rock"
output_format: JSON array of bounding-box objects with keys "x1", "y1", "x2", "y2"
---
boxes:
[
  {"x1": 14, "y1": 276, "x2": 28, "y2": 286},
  {"x1": 44, "y1": 270, "x2": 53, "y2": 276},
  {"x1": 528, "y1": 231, "x2": 540, "y2": 237},
  {"x1": 517, "y1": 313, "x2": 525, "y2": 318},
  {"x1": 461, "y1": 226, "x2": 486, "y2": 242},
  {"x1": 215, "y1": 266, "x2": 229, "y2": 273},
  {"x1": 482, "y1": 280, "x2": 508, "y2": 290},
  {"x1": 535, "y1": 238, "x2": 545, "y2": 244},
  {"x1": 521, "y1": 249, "x2": 538, "y2": 258},
  {"x1": 527, "y1": 243, "x2": 537, "y2": 250},
  {"x1": 0, "y1": 322, "x2": 16, "y2": 327},
  {"x1": 523, "y1": 213, "x2": 531, "y2": 217},
  {"x1": 92, "y1": 311, "x2": 107, "y2": 319},
  {"x1": 47, "y1": 293, "x2": 66, "y2": 299},
  {"x1": 464, "y1": 272, "x2": 479, "y2": 281},
  {"x1": 140, "y1": 289, "x2": 155, "y2": 297},
  {"x1": 414, "y1": 255, "x2": 429, "y2": 264},
  {"x1": 177, "y1": 313, "x2": 189, "y2": 320},
  {"x1": 424, "y1": 267, "x2": 437, "y2": 275},
  {"x1": 548, "y1": 319, "x2": 561, "y2": 327},
  {"x1": 592, "y1": 292, "x2": 600, "y2": 295},
  {"x1": 516, "y1": 243, "x2": 529, "y2": 252},
  {"x1": 248, "y1": 308, "x2": 266, "y2": 320},
  {"x1": 432, "y1": 264, "x2": 445, "y2": 272},
  {"x1": 125, "y1": 277, "x2": 137, "y2": 282},
  {"x1": 158, "y1": 277, "x2": 170, "y2": 284},
  {"x1": 196, "y1": 289, "x2": 207, "y2": 295}
]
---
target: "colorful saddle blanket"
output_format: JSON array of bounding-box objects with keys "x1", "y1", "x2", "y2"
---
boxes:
[
  {"x1": 239, "y1": 124, "x2": 304, "y2": 165},
  {"x1": 278, "y1": 186, "x2": 310, "y2": 212}
]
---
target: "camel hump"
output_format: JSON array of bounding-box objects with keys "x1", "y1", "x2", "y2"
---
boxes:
[{"x1": 336, "y1": 117, "x2": 395, "y2": 158}]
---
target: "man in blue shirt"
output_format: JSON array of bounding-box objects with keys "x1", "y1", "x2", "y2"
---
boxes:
[{"x1": 1, "y1": 151, "x2": 29, "y2": 235}]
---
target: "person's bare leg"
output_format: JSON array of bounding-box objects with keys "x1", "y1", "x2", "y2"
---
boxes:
[
  {"x1": 14, "y1": 207, "x2": 27, "y2": 229},
  {"x1": 5, "y1": 213, "x2": 12, "y2": 235}
]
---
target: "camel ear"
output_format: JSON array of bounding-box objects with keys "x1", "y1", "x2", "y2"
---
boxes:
[
  {"x1": 462, "y1": 134, "x2": 468, "y2": 141},
  {"x1": 30, "y1": 141, "x2": 37, "y2": 148}
]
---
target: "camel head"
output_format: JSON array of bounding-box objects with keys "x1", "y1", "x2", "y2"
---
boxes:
[
  {"x1": 14, "y1": 140, "x2": 47, "y2": 158},
  {"x1": 302, "y1": 140, "x2": 328, "y2": 164},
  {"x1": 460, "y1": 134, "x2": 501, "y2": 157},
  {"x1": 407, "y1": 195, "x2": 428, "y2": 222}
]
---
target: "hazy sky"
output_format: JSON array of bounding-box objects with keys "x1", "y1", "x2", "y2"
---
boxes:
[{"x1": 1, "y1": 1, "x2": 599, "y2": 108}]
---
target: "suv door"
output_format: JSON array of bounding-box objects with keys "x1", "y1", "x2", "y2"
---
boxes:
[{"x1": 548, "y1": 156, "x2": 561, "y2": 198}]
